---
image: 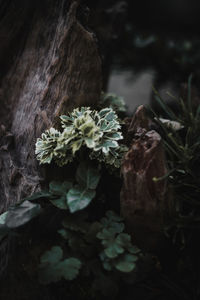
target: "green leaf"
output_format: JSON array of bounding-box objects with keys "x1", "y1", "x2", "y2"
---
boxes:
[
  {"x1": 102, "y1": 260, "x2": 112, "y2": 271},
  {"x1": 76, "y1": 162, "x2": 101, "y2": 189},
  {"x1": 95, "y1": 140, "x2": 118, "y2": 154},
  {"x1": 100, "y1": 211, "x2": 124, "y2": 233},
  {"x1": 116, "y1": 233, "x2": 132, "y2": 246},
  {"x1": 39, "y1": 246, "x2": 81, "y2": 284},
  {"x1": 5, "y1": 201, "x2": 41, "y2": 229},
  {"x1": 105, "y1": 210, "x2": 123, "y2": 222},
  {"x1": 58, "y1": 258, "x2": 81, "y2": 280},
  {"x1": 97, "y1": 228, "x2": 124, "y2": 258},
  {"x1": 40, "y1": 246, "x2": 63, "y2": 265},
  {"x1": 50, "y1": 195, "x2": 68, "y2": 210},
  {"x1": 67, "y1": 186, "x2": 96, "y2": 213},
  {"x1": 103, "y1": 237, "x2": 124, "y2": 258},
  {"x1": 105, "y1": 110, "x2": 117, "y2": 121},
  {"x1": 0, "y1": 211, "x2": 8, "y2": 225},
  {"x1": 98, "y1": 108, "x2": 112, "y2": 118},
  {"x1": 100, "y1": 93, "x2": 126, "y2": 113},
  {"x1": 128, "y1": 245, "x2": 141, "y2": 254},
  {"x1": 23, "y1": 191, "x2": 51, "y2": 201},
  {"x1": 71, "y1": 140, "x2": 83, "y2": 155},
  {"x1": 49, "y1": 181, "x2": 72, "y2": 196},
  {"x1": 85, "y1": 138, "x2": 96, "y2": 148},
  {"x1": 115, "y1": 254, "x2": 137, "y2": 272},
  {"x1": 97, "y1": 228, "x2": 116, "y2": 240},
  {"x1": 104, "y1": 243, "x2": 124, "y2": 258},
  {"x1": 58, "y1": 229, "x2": 86, "y2": 252}
]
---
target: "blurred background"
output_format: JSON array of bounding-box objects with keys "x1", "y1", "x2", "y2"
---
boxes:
[{"x1": 84, "y1": 0, "x2": 200, "y2": 114}]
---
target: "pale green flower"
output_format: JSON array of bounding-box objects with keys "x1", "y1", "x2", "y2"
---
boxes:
[
  {"x1": 35, "y1": 128, "x2": 61, "y2": 164},
  {"x1": 35, "y1": 107, "x2": 127, "y2": 168}
]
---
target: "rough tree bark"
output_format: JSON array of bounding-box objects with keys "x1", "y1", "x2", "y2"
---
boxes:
[{"x1": 0, "y1": 0, "x2": 102, "y2": 213}]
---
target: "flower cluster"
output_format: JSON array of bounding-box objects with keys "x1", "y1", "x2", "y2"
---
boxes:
[{"x1": 35, "y1": 107, "x2": 127, "y2": 168}]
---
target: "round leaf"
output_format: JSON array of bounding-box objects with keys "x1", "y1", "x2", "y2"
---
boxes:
[
  {"x1": 40, "y1": 246, "x2": 63, "y2": 265},
  {"x1": 76, "y1": 162, "x2": 100, "y2": 189},
  {"x1": 50, "y1": 195, "x2": 68, "y2": 210},
  {"x1": 67, "y1": 187, "x2": 96, "y2": 213},
  {"x1": 49, "y1": 181, "x2": 72, "y2": 196},
  {"x1": 6, "y1": 201, "x2": 41, "y2": 228},
  {"x1": 115, "y1": 254, "x2": 138, "y2": 272},
  {"x1": 59, "y1": 258, "x2": 82, "y2": 280}
]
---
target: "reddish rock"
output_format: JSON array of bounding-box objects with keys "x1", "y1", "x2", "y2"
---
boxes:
[{"x1": 121, "y1": 106, "x2": 168, "y2": 251}]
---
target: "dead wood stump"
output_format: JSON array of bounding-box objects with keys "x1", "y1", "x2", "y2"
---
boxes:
[{"x1": 121, "y1": 105, "x2": 168, "y2": 251}]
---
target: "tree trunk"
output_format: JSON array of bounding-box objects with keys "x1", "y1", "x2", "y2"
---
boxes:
[{"x1": 0, "y1": 0, "x2": 102, "y2": 213}]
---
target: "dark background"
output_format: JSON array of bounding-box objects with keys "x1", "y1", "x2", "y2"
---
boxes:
[{"x1": 84, "y1": 0, "x2": 200, "y2": 113}]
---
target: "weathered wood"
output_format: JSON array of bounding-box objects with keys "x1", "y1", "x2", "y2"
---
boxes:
[
  {"x1": 0, "y1": 0, "x2": 102, "y2": 212},
  {"x1": 121, "y1": 106, "x2": 168, "y2": 251}
]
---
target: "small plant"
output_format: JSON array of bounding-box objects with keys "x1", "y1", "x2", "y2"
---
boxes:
[
  {"x1": 39, "y1": 210, "x2": 141, "y2": 296},
  {"x1": 0, "y1": 103, "x2": 142, "y2": 299},
  {"x1": 35, "y1": 107, "x2": 127, "y2": 168},
  {"x1": 97, "y1": 211, "x2": 140, "y2": 273},
  {"x1": 99, "y1": 93, "x2": 126, "y2": 114}
]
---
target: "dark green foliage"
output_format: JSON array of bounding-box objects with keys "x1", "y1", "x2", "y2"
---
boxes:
[
  {"x1": 99, "y1": 93, "x2": 126, "y2": 114},
  {"x1": 25, "y1": 162, "x2": 101, "y2": 213},
  {"x1": 0, "y1": 201, "x2": 41, "y2": 241},
  {"x1": 151, "y1": 76, "x2": 200, "y2": 247},
  {"x1": 76, "y1": 161, "x2": 100, "y2": 190},
  {"x1": 67, "y1": 162, "x2": 101, "y2": 213},
  {"x1": 67, "y1": 188, "x2": 96, "y2": 213},
  {"x1": 97, "y1": 211, "x2": 140, "y2": 273},
  {"x1": 52, "y1": 210, "x2": 141, "y2": 297},
  {"x1": 49, "y1": 181, "x2": 72, "y2": 209},
  {"x1": 25, "y1": 180, "x2": 71, "y2": 210},
  {"x1": 39, "y1": 246, "x2": 81, "y2": 284},
  {"x1": 5, "y1": 201, "x2": 41, "y2": 228}
]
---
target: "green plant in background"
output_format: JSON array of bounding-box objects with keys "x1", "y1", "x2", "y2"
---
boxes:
[
  {"x1": 99, "y1": 93, "x2": 126, "y2": 114},
  {"x1": 35, "y1": 107, "x2": 127, "y2": 168},
  {"x1": 39, "y1": 210, "x2": 141, "y2": 296},
  {"x1": 151, "y1": 75, "x2": 200, "y2": 247}
]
